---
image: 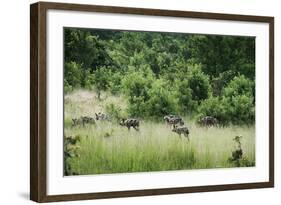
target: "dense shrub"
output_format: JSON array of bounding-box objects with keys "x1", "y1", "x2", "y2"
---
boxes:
[
  {"x1": 64, "y1": 79, "x2": 73, "y2": 93},
  {"x1": 223, "y1": 95, "x2": 255, "y2": 125},
  {"x1": 121, "y1": 67, "x2": 154, "y2": 101},
  {"x1": 145, "y1": 79, "x2": 178, "y2": 119},
  {"x1": 126, "y1": 96, "x2": 148, "y2": 118},
  {"x1": 63, "y1": 28, "x2": 256, "y2": 123},
  {"x1": 64, "y1": 135, "x2": 81, "y2": 175},
  {"x1": 187, "y1": 66, "x2": 211, "y2": 103},
  {"x1": 64, "y1": 61, "x2": 83, "y2": 88},
  {"x1": 83, "y1": 70, "x2": 95, "y2": 90},
  {"x1": 64, "y1": 28, "x2": 113, "y2": 70},
  {"x1": 174, "y1": 65, "x2": 210, "y2": 114},
  {"x1": 93, "y1": 67, "x2": 111, "y2": 99},
  {"x1": 222, "y1": 75, "x2": 255, "y2": 125},
  {"x1": 197, "y1": 97, "x2": 229, "y2": 125},
  {"x1": 198, "y1": 75, "x2": 255, "y2": 125},
  {"x1": 122, "y1": 69, "x2": 178, "y2": 119},
  {"x1": 176, "y1": 79, "x2": 194, "y2": 113},
  {"x1": 212, "y1": 70, "x2": 235, "y2": 97},
  {"x1": 121, "y1": 67, "x2": 155, "y2": 117},
  {"x1": 108, "y1": 71, "x2": 122, "y2": 94},
  {"x1": 223, "y1": 75, "x2": 254, "y2": 98},
  {"x1": 188, "y1": 35, "x2": 255, "y2": 79}
]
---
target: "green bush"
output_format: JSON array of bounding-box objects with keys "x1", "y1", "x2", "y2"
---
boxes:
[
  {"x1": 84, "y1": 70, "x2": 95, "y2": 90},
  {"x1": 223, "y1": 75, "x2": 254, "y2": 98},
  {"x1": 198, "y1": 75, "x2": 255, "y2": 125},
  {"x1": 222, "y1": 75, "x2": 254, "y2": 125},
  {"x1": 176, "y1": 79, "x2": 194, "y2": 113},
  {"x1": 108, "y1": 71, "x2": 122, "y2": 94},
  {"x1": 105, "y1": 103, "x2": 125, "y2": 122},
  {"x1": 145, "y1": 79, "x2": 178, "y2": 120},
  {"x1": 223, "y1": 95, "x2": 255, "y2": 125},
  {"x1": 121, "y1": 68, "x2": 178, "y2": 119},
  {"x1": 64, "y1": 61, "x2": 83, "y2": 88},
  {"x1": 212, "y1": 70, "x2": 235, "y2": 97},
  {"x1": 63, "y1": 28, "x2": 256, "y2": 123},
  {"x1": 64, "y1": 79, "x2": 73, "y2": 93},
  {"x1": 121, "y1": 67, "x2": 154, "y2": 101},
  {"x1": 121, "y1": 67, "x2": 155, "y2": 117},
  {"x1": 93, "y1": 67, "x2": 111, "y2": 99},
  {"x1": 197, "y1": 97, "x2": 229, "y2": 125},
  {"x1": 188, "y1": 66, "x2": 210, "y2": 103},
  {"x1": 175, "y1": 64, "x2": 210, "y2": 113},
  {"x1": 126, "y1": 96, "x2": 148, "y2": 118}
]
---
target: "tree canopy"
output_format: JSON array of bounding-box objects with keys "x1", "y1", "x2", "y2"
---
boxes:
[{"x1": 64, "y1": 28, "x2": 255, "y2": 124}]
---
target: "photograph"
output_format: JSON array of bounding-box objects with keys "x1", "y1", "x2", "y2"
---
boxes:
[
  {"x1": 63, "y1": 28, "x2": 256, "y2": 176},
  {"x1": 29, "y1": 1, "x2": 274, "y2": 202}
]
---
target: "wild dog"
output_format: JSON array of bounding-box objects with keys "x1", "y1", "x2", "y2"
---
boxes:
[
  {"x1": 231, "y1": 148, "x2": 243, "y2": 161},
  {"x1": 72, "y1": 118, "x2": 84, "y2": 127},
  {"x1": 64, "y1": 135, "x2": 81, "y2": 145},
  {"x1": 164, "y1": 115, "x2": 184, "y2": 127},
  {"x1": 197, "y1": 116, "x2": 218, "y2": 127},
  {"x1": 229, "y1": 135, "x2": 243, "y2": 163},
  {"x1": 163, "y1": 115, "x2": 175, "y2": 124},
  {"x1": 82, "y1": 116, "x2": 95, "y2": 124},
  {"x1": 119, "y1": 118, "x2": 139, "y2": 131},
  {"x1": 172, "y1": 125, "x2": 190, "y2": 140},
  {"x1": 95, "y1": 112, "x2": 109, "y2": 121},
  {"x1": 72, "y1": 116, "x2": 95, "y2": 127}
]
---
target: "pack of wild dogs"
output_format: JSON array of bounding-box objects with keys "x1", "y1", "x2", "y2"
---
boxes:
[
  {"x1": 69, "y1": 114, "x2": 245, "y2": 167},
  {"x1": 71, "y1": 112, "x2": 219, "y2": 141}
]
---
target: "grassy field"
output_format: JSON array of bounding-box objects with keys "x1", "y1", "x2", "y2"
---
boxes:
[{"x1": 64, "y1": 90, "x2": 255, "y2": 176}]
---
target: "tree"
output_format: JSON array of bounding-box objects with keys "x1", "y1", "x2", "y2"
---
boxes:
[
  {"x1": 64, "y1": 61, "x2": 83, "y2": 88},
  {"x1": 121, "y1": 67, "x2": 155, "y2": 117},
  {"x1": 188, "y1": 35, "x2": 255, "y2": 79},
  {"x1": 222, "y1": 75, "x2": 255, "y2": 125},
  {"x1": 223, "y1": 75, "x2": 254, "y2": 98},
  {"x1": 176, "y1": 79, "x2": 194, "y2": 113},
  {"x1": 93, "y1": 67, "x2": 111, "y2": 99},
  {"x1": 187, "y1": 65, "x2": 211, "y2": 103},
  {"x1": 65, "y1": 28, "x2": 113, "y2": 69},
  {"x1": 198, "y1": 75, "x2": 255, "y2": 125},
  {"x1": 197, "y1": 97, "x2": 229, "y2": 125},
  {"x1": 224, "y1": 94, "x2": 255, "y2": 125},
  {"x1": 146, "y1": 79, "x2": 178, "y2": 119},
  {"x1": 212, "y1": 70, "x2": 235, "y2": 97},
  {"x1": 63, "y1": 27, "x2": 256, "y2": 123}
]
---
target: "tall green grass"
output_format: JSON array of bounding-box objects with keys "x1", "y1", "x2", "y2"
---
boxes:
[{"x1": 64, "y1": 90, "x2": 255, "y2": 175}]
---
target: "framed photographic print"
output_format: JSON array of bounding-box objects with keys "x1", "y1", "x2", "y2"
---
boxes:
[{"x1": 30, "y1": 1, "x2": 274, "y2": 202}]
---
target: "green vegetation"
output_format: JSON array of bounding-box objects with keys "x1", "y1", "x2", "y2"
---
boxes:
[
  {"x1": 63, "y1": 28, "x2": 256, "y2": 175},
  {"x1": 64, "y1": 28, "x2": 255, "y2": 124},
  {"x1": 64, "y1": 90, "x2": 255, "y2": 175}
]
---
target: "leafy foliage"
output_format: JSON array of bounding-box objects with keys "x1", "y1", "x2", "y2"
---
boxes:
[
  {"x1": 105, "y1": 103, "x2": 124, "y2": 122},
  {"x1": 187, "y1": 35, "x2": 255, "y2": 79},
  {"x1": 64, "y1": 61, "x2": 83, "y2": 89},
  {"x1": 64, "y1": 28, "x2": 255, "y2": 124},
  {"x1": 93, "y1": 67, "x2": 111, "y2": 99},
  {"x1": 64, "y1": 135, "x2": 81, "y2": 175},
  {"x1": 186, "y1": 65, "x2": 210, "y2": 103},
  {"x1": 176, "y1": 78, "x2": 194, "y2": 113},
  {"x1": 146, "y1": 79, "x2": 178, "y2": 119},
  {"x1": 198, "y1": 75, "x2": 255, "y2": 125},
  {"x1": 223, "y1": 75, "x2": 254, "y2": 98},
  {"x1": 121, "y1": 67, "x2": 154, "y2": 117},
  {"x1": 198, "y1": 97, "x2": 228, "y2": 125}
]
